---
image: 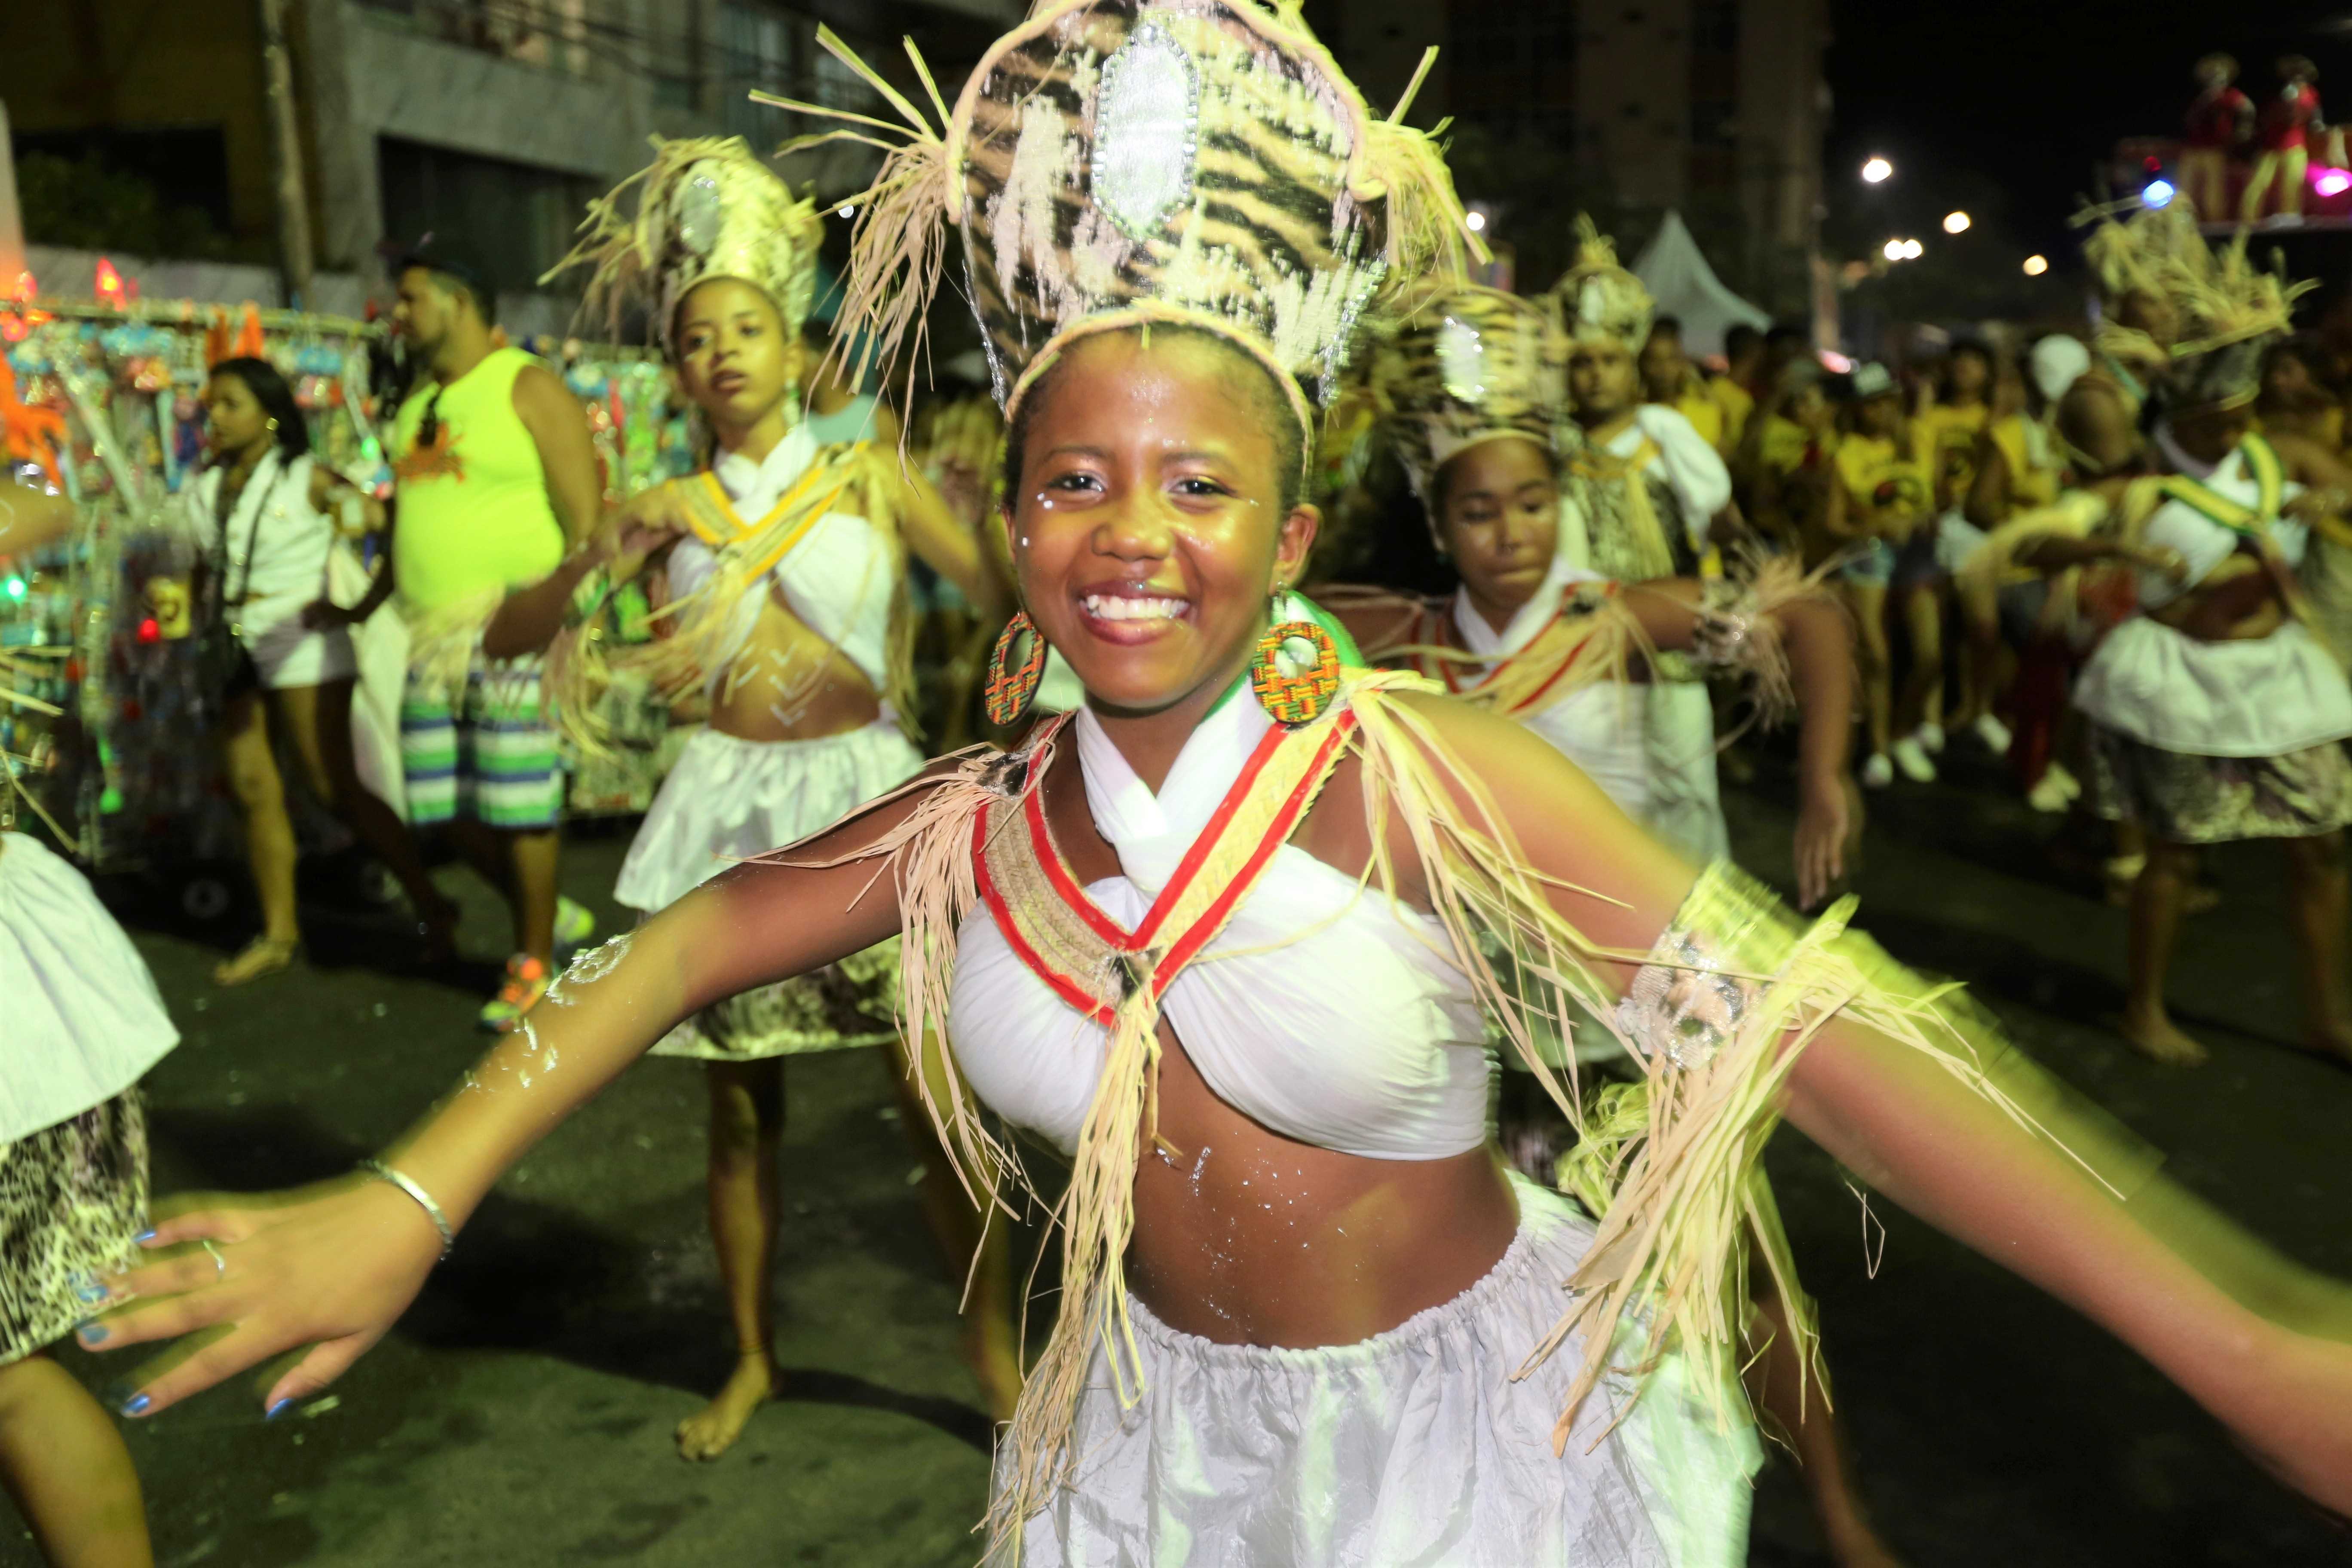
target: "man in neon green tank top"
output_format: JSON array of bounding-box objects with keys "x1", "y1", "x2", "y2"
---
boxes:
[{"x1": 381, "y1": 248, "x2": 603, "y2": 1032}]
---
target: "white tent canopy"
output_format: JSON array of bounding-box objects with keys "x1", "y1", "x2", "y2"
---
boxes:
[{"x1": 1630, "y1": 210, "x2": 1771, "y2": 361}]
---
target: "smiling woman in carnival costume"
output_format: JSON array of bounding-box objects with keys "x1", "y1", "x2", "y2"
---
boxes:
[{"x1": 71, "y1": 6, "x2": 2352, "y2": 1565}]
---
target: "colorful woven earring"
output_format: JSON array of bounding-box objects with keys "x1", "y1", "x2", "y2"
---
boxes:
[
  {"x1": 983, "y1": 609, "x2": 1048, "y2": 726},
  {"x1": 1250, "y1": 592, "x2": 1341, "y2": 728}
]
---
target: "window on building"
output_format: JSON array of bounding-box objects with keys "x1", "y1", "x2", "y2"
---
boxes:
[{"x1": 377, "y1": 138, "x2": 603, "y2": 297}]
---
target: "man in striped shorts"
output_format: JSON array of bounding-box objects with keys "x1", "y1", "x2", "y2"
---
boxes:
[{"x1": 383, "y1": 248, "x2": 603, "y2": 1030}]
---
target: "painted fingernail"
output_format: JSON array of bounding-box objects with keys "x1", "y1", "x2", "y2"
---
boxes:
[
  {"x1": 264, "y1": 1398, "x2": 291, "y2": 1421},
  {"x1": 69, "y1": 1271, "x2": 110, "y2": 1305},
  {"x1": 134, "y1": 1229, "x2": 158, "y2": 1244},
  {"x1": 121, "y1": 1393, "x2": 151, "y2": 1417},
  {"x1": 102, "y1": 1384, "x2": 149, "y2": 1417},
  {"x1": 77, "y1": 1320, "x2": 108, "y2": 1345}
]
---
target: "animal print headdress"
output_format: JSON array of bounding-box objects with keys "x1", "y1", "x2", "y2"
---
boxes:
[
  {"x1": 1371, "y1": 285, "x2": 1564, "y2": 498},
  {"x1": 549, "y1": 136, "x2": 824, "y2": 357},
  {"x1": 772, "y1": 0, "x2": 1483, "y2": 448},
  {"x1": 1548, "y1": 215, "x2": 1654, "y2": 353}
]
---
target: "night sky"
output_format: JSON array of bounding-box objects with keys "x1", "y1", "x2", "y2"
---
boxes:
[{"x1": 1824, "y1": 0, "x2": 2352, "y2": 259}]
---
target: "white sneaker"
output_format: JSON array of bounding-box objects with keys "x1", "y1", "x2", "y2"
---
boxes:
[
  {"x1": 1861, "y1": 752, "x2": 1894, "y2": 789},
  {"x1": 1916, "y1": 722, "x2": 1946, "y2": 754},
  {"x1": 1891, "y1": 736, "x2": 1938, "y2": 783},
  {"x1": 1972, "y1": 712, "x2": 2013, "y2": 754},
  {"x1": 2025, "y1": 771, "x2": 2072, "y2": 813}
]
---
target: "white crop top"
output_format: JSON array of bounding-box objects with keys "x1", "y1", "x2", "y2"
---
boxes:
[
  {"x1": 948, "y1": 693, "x2": 1494, "y2": 1161},
  {"x1": 665, "y1": 424, "x2": 896, "y2": 693},
  {"x1": 2133, "y1": 437, "x2": 2308, "y2": 611}
]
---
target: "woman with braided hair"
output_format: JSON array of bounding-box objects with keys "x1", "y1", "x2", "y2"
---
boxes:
[{"x1": 72, "y1": 8, "x2": 2352, "y2": 1565}]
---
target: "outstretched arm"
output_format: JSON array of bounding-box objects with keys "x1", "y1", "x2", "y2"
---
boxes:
[
  {"x1": 78, "y1": 780, "x2": 934, "y2": 1415},
  {"x1": 1415, "y1": 695, "x2": 2352, "y2": 1511}
]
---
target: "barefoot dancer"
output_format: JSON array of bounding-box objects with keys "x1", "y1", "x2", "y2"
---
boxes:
[
  {"x1": 1336, "y1": 284, "x2": 1896, "y2": 1567},
  {"x1": 0, "y1": 471, "x2": 167, "y2": 1568},
  {"x1": 2072, "y1": 235, "x2": 2352, "y2": 1067},
  {"x1": 75, "y1": 9, "x2": 2352, "y2": 1563},
  {"x1": 527, "y1": 140, "x2": 1021, "y2": 1447}
]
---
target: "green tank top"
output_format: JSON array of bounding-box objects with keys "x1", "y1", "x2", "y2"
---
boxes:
[{"x1": 390, "y1": 346, "x2": 568, "y2": 611}]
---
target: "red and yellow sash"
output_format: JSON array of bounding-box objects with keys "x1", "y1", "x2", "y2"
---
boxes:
[
  {"x1": 973, "y1": 704, "x2": 1361, "y2": 1023},
  {"x1": 1374, "y1": 586, "x2": 1632, "y2": 719}
]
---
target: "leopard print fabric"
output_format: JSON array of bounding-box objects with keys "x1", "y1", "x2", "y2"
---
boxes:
[{"x1": 0, "y1": 1090, "x2": 147, "y2": 1365}]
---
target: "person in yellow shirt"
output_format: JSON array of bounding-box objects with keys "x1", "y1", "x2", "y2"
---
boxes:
[
  {"x1": 1637, "y1": 315, "x2": 1729, "y2": 455},
  {"x1": 366, "y1": 245, "x2": 605, "y2": 1031},
  {"x1": 1713, "y1": 322, "x2": 1761, "y2": 449},
  {"x1": 1911, "y1": 338, "x2": 1994, "y2": 518},
  {"x1": 1829, "y1": 363, "x2": 1941, "y2": 788}
]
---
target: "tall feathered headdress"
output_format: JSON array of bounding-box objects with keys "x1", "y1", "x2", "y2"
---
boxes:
[
  {"x1": 546, "y1": 136, "x2": 824, "y2": 356},
  {"x1": 1370, "y1": 283, "x2": 1564, "y2": 497},
  {"x1": 768, "y1": 0, "x2": 1484, "y2": 448},
  {"x1": 1547, "y1": 215, "x2": 1654, "y2": 353},
  {"x1": 2074, "y1": 197, "x2": 2309, "y2": 408}
]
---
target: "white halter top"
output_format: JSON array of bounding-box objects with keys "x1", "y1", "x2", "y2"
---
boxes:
[
  {"x1": 666, "y1": 423, "x2": 896, "y2": 694},
  {"x1": 947, "y1": 693, "x2": 1493, "y2": 1161}
]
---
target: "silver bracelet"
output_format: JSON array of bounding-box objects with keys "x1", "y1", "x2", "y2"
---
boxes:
[{"x1": 359, "y1": 1159, "x2": 456, "y2": 1259}]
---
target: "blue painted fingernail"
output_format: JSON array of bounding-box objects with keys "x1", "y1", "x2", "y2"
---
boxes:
[
  {"x1": 105, "y1": 1386, "x2": 150, "y2": 1417},
  {"x1": 70, "y1": 1271, "x2": 110, "y2": 1305},
  {"x1": 264, "y1": 1398, "x2": 291, "y2": 1421},
  {"x1": 134, "y1": 1229, "x2": 157, "y2": 1244},
  {"x1": 77, "y1": 1321, "x2": 108, "y2": 1345},
  {"x1": 122, "y1": 1393, "x2": 150, "y2": 1417}
]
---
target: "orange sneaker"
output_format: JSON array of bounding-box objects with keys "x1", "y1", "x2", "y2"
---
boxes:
[{"x1": 478, "y1": 953, "x2": 551, "y2": 1033}]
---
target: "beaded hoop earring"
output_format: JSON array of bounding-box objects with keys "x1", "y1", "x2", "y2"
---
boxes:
[
  {"x1": 983, "y1": 609, "x2": 1048, "y2": 726},
  {"x1": 1250, "y1": 599, "x2": 1341, "y2": 728}
]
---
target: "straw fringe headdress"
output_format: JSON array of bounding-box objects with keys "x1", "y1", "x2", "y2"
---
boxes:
[
  {"x1": 547, "y1": 136, "x2": 825, "y2": 355},
  {"x1": 766, "y1": 0, "x2": 1484, "y2": 444},
  {"x1": 1548, "y1": 215, "x2": 1654, "y2": 353},
  {"x1": 2073, "y1": 196, "x2": 2308, "y2": 407},
  {"x1": 1370, "y1": 283, "x2": 1565, "y2": 498}
]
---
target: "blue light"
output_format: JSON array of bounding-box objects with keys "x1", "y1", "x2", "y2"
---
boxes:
[{"x1": 2143, "y1": 179, "x2": 2176, "y2": 209}]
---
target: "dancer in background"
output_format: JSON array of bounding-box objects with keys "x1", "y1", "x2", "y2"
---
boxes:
[
  {"x1": 522, "y1": 139, "x2": 1019, "y2": 1448},
  {"x1": 2072, "y1": 238, "x2": 2352, "y2": 1067},
  {"x1": 180, "y1": 357, "x2": 459, "y2": 985},
  {"x1": 1337, "y1": 283, "x2": 1890, "y2": 1565},
  {"x1": 71, "y1": 10, "x2": 2352, "y2": 1566},
  {"x1": 1549, "y1": 225, "x2": 1738, "y2": 860},
  {"x1": 1, "y1": 468, "x2": 172, "y2": 1568}
]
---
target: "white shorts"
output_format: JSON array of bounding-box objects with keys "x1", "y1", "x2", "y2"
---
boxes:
[{"x1": 240, "y1": 607, "x2": 357, "y2": 690}]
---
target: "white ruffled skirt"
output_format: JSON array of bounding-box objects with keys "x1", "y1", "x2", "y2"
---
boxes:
[
  {"x1": 616, "y1": 723, "x2": 922, "y2": 1061},
  {"x1": 1002, "y1": 1174, "x2": 1759, "y2": 1567}
]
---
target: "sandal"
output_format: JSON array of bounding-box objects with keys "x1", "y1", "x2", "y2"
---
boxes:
[{"x1": 214, "y1": 935, "x2": 301, "y2": 986}]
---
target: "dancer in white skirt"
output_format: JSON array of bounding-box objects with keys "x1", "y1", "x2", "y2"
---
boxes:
[
  {"x1": 1, "y1": 469, "x2": 175, "y2": 1567},
  {"x1": 75, "y1": 10, "x2": 2352, "y2": 1566},
  {"x1": 2067, "y1": 234, "x2": 2352, "y2": 1067},
  {"x1": 530, "y1": 138, "x2": 1019, "y2": 1452}
]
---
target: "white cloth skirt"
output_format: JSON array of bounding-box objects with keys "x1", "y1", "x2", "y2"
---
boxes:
[
  {"x1": 615, "y1": 720, "x2": 924, "y2": 914},
  {"x1": 2073, "y1": 617, "x2": 2352, "y2": 757},
  {"x1": 1524, "y1": 684, "x2": 1653, "y2": 824},
  {"x1": 1003, "y1": 1175, "x2": 1759, "y2": 1567},
  {"x1": 0, "y1": 834, "x2": 179, "y2": 1144},
  {"x1": 1640, "y1": 682, "x2": 1730, "y2": 864}
]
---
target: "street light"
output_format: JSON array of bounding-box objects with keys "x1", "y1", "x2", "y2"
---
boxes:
[
  {"x1": 1465, "y1": 210, "x2": 1487, "y2": 233},
  {"x1": 1942, "y1": 211, "x2": 1971, "y2": 234},
  {"x1": 1900, "y1": 238, "x2": 1924, "y2": 260},
  {"x1": 1861, "y1": 156, "x2": 1893, "y2": 184},
  {"x1": 1882, "y1": 238, "x2": 1904, "y2": 260},
  {"x1": 2023, "y1": 254, "x2": 2049, "y2": 276}
]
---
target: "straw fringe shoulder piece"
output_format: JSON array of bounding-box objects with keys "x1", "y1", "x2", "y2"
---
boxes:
[
  {"x1": 544, "y1": 440, "x2": 919, "y2": 761},
  {"x1": 768, "y1": 665, "x2": 2080, "y2": 1548}
]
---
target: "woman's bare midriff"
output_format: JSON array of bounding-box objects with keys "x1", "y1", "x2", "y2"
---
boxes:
[
  {"x1": 2152, "y1": 554, "x2": 2286, "y2": 643},
  {"x1": 1031, "y1": 732, "x2": 1522, "y2": 1353},
  {"x1": 704, "y1": 587, "x2": 882, "y2": 743},
  {"x1": 1128, "y1": 1031, "x2": 1521, "y2": 1348}
]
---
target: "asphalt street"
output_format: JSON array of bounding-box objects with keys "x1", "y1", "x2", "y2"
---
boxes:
[{"x1": 13, "y1": 737, "x2": 2352, "y2": 1567}]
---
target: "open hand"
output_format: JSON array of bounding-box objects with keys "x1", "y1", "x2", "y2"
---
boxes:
[
  {"x1": 71, "y1": 1176, "x2": 445, "y2": 1419},
  {"x1": 1793, "y1": 772, "x2": 1853, "y2": 910},
  {"x1": 600, "y1": 483, "x2": 695, "y2": 577}
]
